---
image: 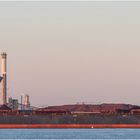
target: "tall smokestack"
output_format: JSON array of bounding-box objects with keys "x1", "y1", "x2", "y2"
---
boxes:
[{"x1": 1, "y1": 52, "x2": 7, "y2": 104}]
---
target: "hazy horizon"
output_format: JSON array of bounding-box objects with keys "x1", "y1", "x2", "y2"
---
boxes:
[{"x1": 0, "y1": 1, "x2": 140, "y2": 107}]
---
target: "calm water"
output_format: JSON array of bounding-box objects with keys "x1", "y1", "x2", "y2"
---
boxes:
[{"x1": 0, "y1": 129, "x2": 139, "y2": 139}]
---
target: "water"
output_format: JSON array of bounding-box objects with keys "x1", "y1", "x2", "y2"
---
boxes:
[{"x1": 0, "y1": 129, "x2": 139, "y2": 139}]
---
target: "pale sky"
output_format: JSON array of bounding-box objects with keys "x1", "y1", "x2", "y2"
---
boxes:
[{"x1": 0, "y1": 2, "x2": 140, "y2": 107}]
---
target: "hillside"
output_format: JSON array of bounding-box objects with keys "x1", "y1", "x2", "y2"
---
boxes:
[{"x1": 43, "y1": 104, "x2": 140, "y2": 112}]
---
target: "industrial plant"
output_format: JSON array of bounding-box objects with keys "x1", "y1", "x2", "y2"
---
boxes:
[{"x1": 0, "y1": 52, "x2": 31, "y2": 110}]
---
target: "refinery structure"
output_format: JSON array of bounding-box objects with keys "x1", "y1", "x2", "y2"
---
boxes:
[{"x1": 0, "y1": 52, "x2": 30, "y2": 110}]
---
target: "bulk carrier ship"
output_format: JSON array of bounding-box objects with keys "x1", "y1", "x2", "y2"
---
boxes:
[{"x1": 0, "y1": 103, "x2": 140, "y2": 128}]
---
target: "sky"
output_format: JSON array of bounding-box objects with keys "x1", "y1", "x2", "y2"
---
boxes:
[{"x1": 0, "y1": 1, "x2": 140, "y2": 107}]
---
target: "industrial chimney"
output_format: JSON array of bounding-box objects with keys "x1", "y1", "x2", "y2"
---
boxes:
[{"x1": 1, "y1": 52, "x2": 7, "y2": 104}]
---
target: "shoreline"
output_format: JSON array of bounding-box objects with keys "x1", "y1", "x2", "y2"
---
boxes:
[{"x1": 0, "y1": 124, "x2": 140, "y2": 129}]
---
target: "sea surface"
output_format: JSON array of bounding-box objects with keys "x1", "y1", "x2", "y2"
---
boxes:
[{"x1": 0, "y1": 129, "x2": 140, "y2": 139}]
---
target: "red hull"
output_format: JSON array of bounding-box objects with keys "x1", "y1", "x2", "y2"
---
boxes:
[{"x1": 0, "y1": 124, "x2": 140, "y2": 128}]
